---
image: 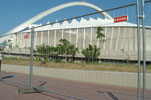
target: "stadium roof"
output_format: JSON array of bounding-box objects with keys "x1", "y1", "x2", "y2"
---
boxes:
[{"x1": 26, "y1": 17, "x2": 137, "y2": 32}]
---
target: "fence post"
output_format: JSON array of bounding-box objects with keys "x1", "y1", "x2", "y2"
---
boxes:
[
  {"x1": 30, "y1": 27, "x2": 35, "y2": 88},
  {"x1": 141, "y1": 0, "x2": 146, "y2": 100},
  {"x1": 136, "y1": 0, "x2": 141, "y2": 100}
]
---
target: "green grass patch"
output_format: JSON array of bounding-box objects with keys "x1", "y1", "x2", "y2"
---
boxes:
[{"x1": 2, "y1": 57, "x2": 151, "y2": 73}]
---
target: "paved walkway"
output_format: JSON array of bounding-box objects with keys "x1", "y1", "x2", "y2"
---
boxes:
[{"x1": 0, "y1": 71, "x2": 151, "y2": 100}]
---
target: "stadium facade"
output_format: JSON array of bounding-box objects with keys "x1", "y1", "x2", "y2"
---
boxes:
[{"x1": 6, "y1": 17, "x2": 151, "y2": 61}]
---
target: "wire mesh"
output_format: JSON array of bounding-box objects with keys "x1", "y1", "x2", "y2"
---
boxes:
[{"x1": 0, "y1": 1, "x2": 151, "y2": 100}]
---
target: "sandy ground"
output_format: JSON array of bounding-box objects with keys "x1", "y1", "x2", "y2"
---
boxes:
[{"x1": 0, "y1": 71, "x2": 150, "y2": 100}]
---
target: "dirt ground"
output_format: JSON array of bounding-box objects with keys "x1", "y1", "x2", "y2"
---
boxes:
[{"x1": 0, "y1": 71, "x2": 150, "y2": 100}]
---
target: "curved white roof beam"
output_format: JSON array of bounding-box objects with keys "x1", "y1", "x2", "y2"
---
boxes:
[
  {"x1": 7, "y1": 2, "x2": 113, "y2": 34},
  {"x1": 0, "y1": 2, "x2": 112, "y2": 43}
]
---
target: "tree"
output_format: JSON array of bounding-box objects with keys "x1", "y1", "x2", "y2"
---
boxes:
[
  {"x1": 96, "y1": 26, "x2": 106, "y2": 62},
  {"x1": 54, "y1": 44, "x2": 64, "y2": 62},
  {"x1": 97, "y1": 26, "x2": 105, "y2": 39},
  {"x1": 82, "y1": 48, "x2": 90, "y2": 62},
  {"x1": 82, "y1": 44, "x2": 100, "y2": 63},
  {"x1": 92, "y1": 45, "x2": 100, "y2": 62},
  {"x1": 36, "y1": 39, "x2": 79, "y2": 63},
  {"x1": 96, "y1": 26, "x2": 105, "y2": 44},
  {"x1": 58, "y1": 39, "x2": 70, "y2": 62},
  {"x1": 57, "y1": 39, "x2": 79, "y2": 62},
  {"x1": 7, "y1": 39, "x2": 13, "y2": 49},
  {"x1": 67, "y1": 44, "x2": 79, "y2": 62},
  {"x1": 36, "y1": 44, "x2": 54, "y2": 64}
]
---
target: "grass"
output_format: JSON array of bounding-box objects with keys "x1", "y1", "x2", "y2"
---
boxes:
[{"x1": 2, "y1": 57, "x2": 151, "y2": 73}]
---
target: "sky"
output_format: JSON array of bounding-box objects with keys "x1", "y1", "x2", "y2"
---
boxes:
[{"x1": 0, "y1": 0, "x2": 142, "y2": 35}]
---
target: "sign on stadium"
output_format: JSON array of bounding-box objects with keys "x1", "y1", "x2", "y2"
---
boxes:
[
  {"x1": 114, "y1": 16, "x2": 128, "y2": 23},
  {"x1": 24, "y1": 35, "x2": 29, "y2": 39}
]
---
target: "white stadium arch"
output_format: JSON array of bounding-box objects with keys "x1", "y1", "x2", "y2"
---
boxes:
[{"x1": 0, "y1": 2, "x2": 112, "y2": 43}]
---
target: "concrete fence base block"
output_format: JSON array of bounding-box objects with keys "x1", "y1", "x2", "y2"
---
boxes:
[{"x1": 18, "y1": 87, "x2": 44, "y2": 94}]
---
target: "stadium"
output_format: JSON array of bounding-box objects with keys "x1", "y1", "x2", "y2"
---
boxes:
[{"x1": 3, "y1": 2, "x2": 151, "y2": 62}]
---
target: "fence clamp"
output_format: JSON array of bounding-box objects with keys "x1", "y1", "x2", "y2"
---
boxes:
[{"x1": 138, "y1": 15, "x2": 145, "y2": 19}]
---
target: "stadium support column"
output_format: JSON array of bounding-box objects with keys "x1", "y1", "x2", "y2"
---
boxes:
[
  {"x1": 54, "y1": 30, "x2": 57, "y2": 47},
  {"x1": 96, "y1": 28, "x2": 99, "y2": 48},
  {"x1": 110, "y1": 27, "x2": 114, "y2": 50},
  {"x1": 21, "y1": 34, "x2": 23, "y2": 48},
  {"x1": 76, "y1": 28, "x2": 79, "y2": 48},
  {"x1": 69, "y1": 28, "x2": 71, "y2": 42},
  {"x1": 128, "y1": 28, "x2": 132, "y2": 50},
  {"x1": 41, "y1": 31, "x2": 43, "y2": 45},
  {"x1": 62, "y1": 29, "x2": 64, "y2": 39},
  {"x1": 103, "y1": 27, "x2": 107, "y2": 50},
  {"x1": 115, "y1": 27, "x2": 120, "y2": 50},
  {"x1": 83, "y1": 27, "x2": 86, "y2": 49},
  {"x1": 15, "y1": 33, "x2": 17, "y2": 47},
  {"x1": 90, "y1": 27, "x2": 93, "y2": 45},
  {"x1": 97, "y1": 39, "x2": 99, "y2": 48},
  {"x1": 133, "y1": 29, "x2": 136, "y2": 50},
  {"x1": 34, "y1": 32, "x2": 37, "y2": 48},
  {"x1": 48, "y1": 30, "x2": 50, "y2": 45},
  {"x1": 25, "y1": 32, "x2": 27, "y2": 48},
  {"x1": 120, "y1": 28, "x2": 126, "y2": 49}
]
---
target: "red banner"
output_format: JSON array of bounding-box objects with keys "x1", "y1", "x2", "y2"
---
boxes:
[
  {"x1": 24, "y1": 35, "x2": 29, "y2": 39},
  {"x1": 114, "y1": 16, "x2": 128, "y2": 23}
]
